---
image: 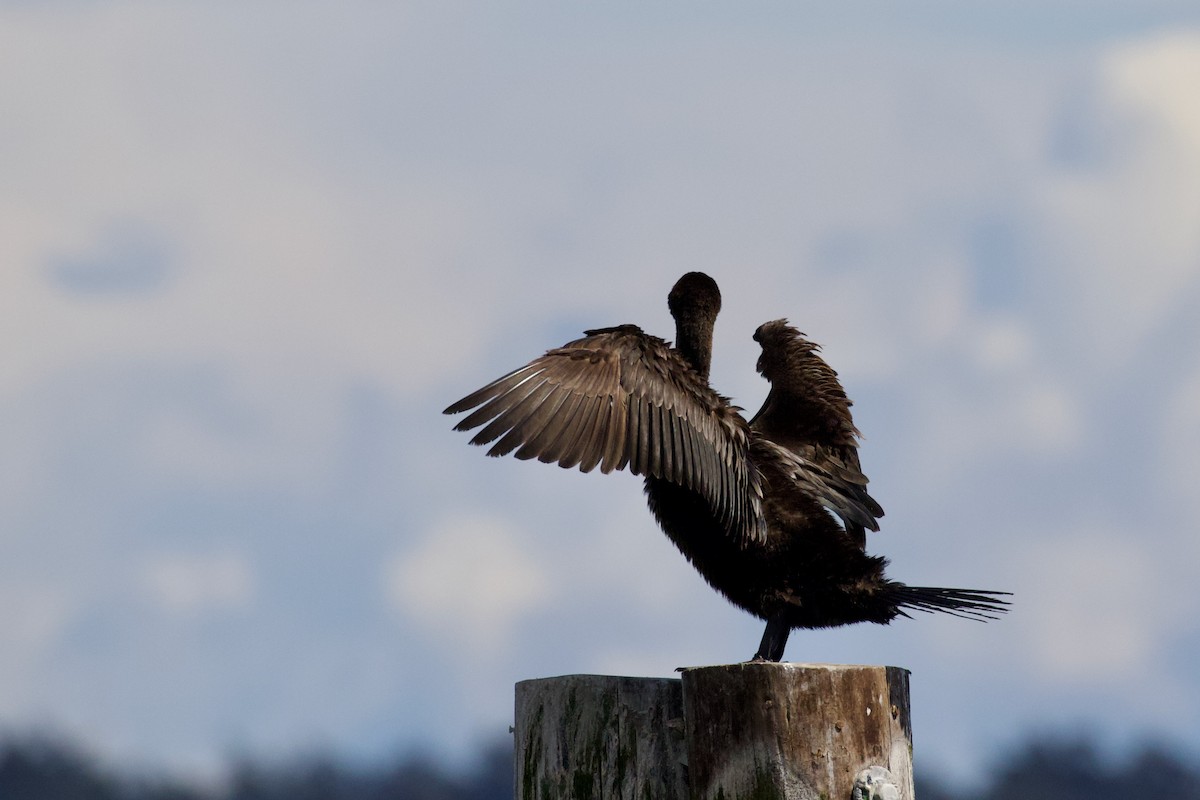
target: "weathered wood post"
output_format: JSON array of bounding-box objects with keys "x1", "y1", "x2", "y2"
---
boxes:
[
  {"x1": 515, "y1": 674, "x2": 689, "y2": 800},
  {"x1": 515, "y1": 664, "x2": 914, "y2": 800},
  {"x1": 682, "y1": 663, "x2": 913, "y2": 800}
]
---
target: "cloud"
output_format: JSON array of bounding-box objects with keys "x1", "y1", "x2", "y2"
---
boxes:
[
  {"x1": 138, "y1": 552, "x2": 255, "y2": 616},
  {"x1": 0, "y1": 2, "x2": 493, "y2": 402},
  {"x1": 1016, "y1": 528, "x2": 1191, "y2": 682},
  {"x1": 386, "y1": 513, "x2": 554, "y2": 653},
  {"x1": 1034, "y1": 32, "x2": 1200, "y2": 366},
  {"x1": 0, "y1": 585, "x2": 74, "y2": 702},
  {"x1": 1162, "y1": 368, "x2": 1200, "y2": 502},
  {"x1": 46, "y1": 220, "x2": 176, "y2": 296}
]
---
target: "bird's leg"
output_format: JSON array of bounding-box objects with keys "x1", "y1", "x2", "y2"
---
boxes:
[{"x1": 752, "y1": 615, "x2": 791, "y2": 662}]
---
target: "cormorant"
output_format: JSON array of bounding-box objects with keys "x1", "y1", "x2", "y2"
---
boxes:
[{"x1": 444, "y1": 272, "x2": 1008, "y2": 661}]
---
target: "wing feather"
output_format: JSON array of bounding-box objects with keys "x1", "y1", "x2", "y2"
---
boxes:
[
  {"x1": 471, "y1": 376, "x2": 558, "y2": 452},
  {"x1": 452, "y1": 367, "x2": 539, "y2": 435},
  {"x1": 627, "y1": 391, "x2": 646, "y2": 474},
  {"x1": 522, "y1": 391, "x2": 584, "y2": 464},
  {"x1": 445, "y1": 364, "x2": 537, "y2": 417},
  {"x1": 600, "y1": 396, "x2": 628, "y2": 473},
  {"x1": 652, "y1": 399, "x2": 668, "y2": 478},
  {"x1": 562, "y1": 394, "x2": 604, "y2": 471},
  {"x1": 498, "y1": 380, "x2": 572, "y2": 454},
  {"x1": 649, "y1": 400, "x2": 666, "y2": 478}
]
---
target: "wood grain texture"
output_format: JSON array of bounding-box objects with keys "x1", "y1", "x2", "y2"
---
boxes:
[
  {"x1": 681, "y1": 663, "x2": 913, "y2": 800},
  {"x1": 515, "y1": 674, "x2": 688, "y2": 800}
]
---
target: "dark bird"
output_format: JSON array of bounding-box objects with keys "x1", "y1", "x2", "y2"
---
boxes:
[{"x1": 444, "y1": 272, "x2": 1008, "y2": 661}]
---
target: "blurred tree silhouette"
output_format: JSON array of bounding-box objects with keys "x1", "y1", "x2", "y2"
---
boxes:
[
  {"x1": 977, "y1": 737, "x2": 1200, "y2": 800},
  {"x1": 0, "y1": 737, "x2": 120, "y2": 800},
  {"x1": 3, "y1": 733, "x2": 1200, "y2": 799}
]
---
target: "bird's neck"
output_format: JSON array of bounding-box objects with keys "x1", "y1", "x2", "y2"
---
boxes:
[{"x1": 675, "y1": 316, "x2": 715, "y2": 380}]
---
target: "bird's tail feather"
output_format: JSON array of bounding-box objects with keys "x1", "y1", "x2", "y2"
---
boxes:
[{"x1": 889, "y1": 585, "x2": 1011, "y2": 621}]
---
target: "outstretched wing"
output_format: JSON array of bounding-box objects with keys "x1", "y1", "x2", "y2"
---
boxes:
[
  {"x1": 753, "y1": 439, "x2": 882, "y2": 534},
  {"x1": 750, "y1": 319, "x2": 884, "y2": 545},
  {"x1": 445, "y1": 324, "x2": 766, "y2": 545}
]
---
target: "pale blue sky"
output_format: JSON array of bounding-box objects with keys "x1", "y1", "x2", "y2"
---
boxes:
[{"x1": 3, "y1": 1, "x2": 1200, "y2": 786}]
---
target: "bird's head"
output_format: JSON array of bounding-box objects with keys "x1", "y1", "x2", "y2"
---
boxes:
[{"x1": 668, "y1": 272, "x2": 722, "y2": 323}]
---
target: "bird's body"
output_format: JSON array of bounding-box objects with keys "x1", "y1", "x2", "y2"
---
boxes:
[{"x1": 445, "y1": 272, "x2": 1007, "y2": 661}]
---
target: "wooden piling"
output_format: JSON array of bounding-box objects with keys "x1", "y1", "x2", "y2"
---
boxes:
[
  {"x1": 514, "y1": 664, "x2": 914, "y2": 800},
  {"x1": 515, "y1": 674, "x2": 689, "y2": 800},
  {"x1": 682, "y1": 663, "x2": 913, "y2": 800}
]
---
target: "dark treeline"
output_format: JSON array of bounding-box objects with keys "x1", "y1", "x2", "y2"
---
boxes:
[
  {"x1": 0, "y1": 738, "x2": 511, "y2": 800},
  {"x1": 920, "y1": 737, "x2": 1200, "y2": 800},
  {"x1": 4, "y1": 734, "x2": 1200, "y2": 799}
]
